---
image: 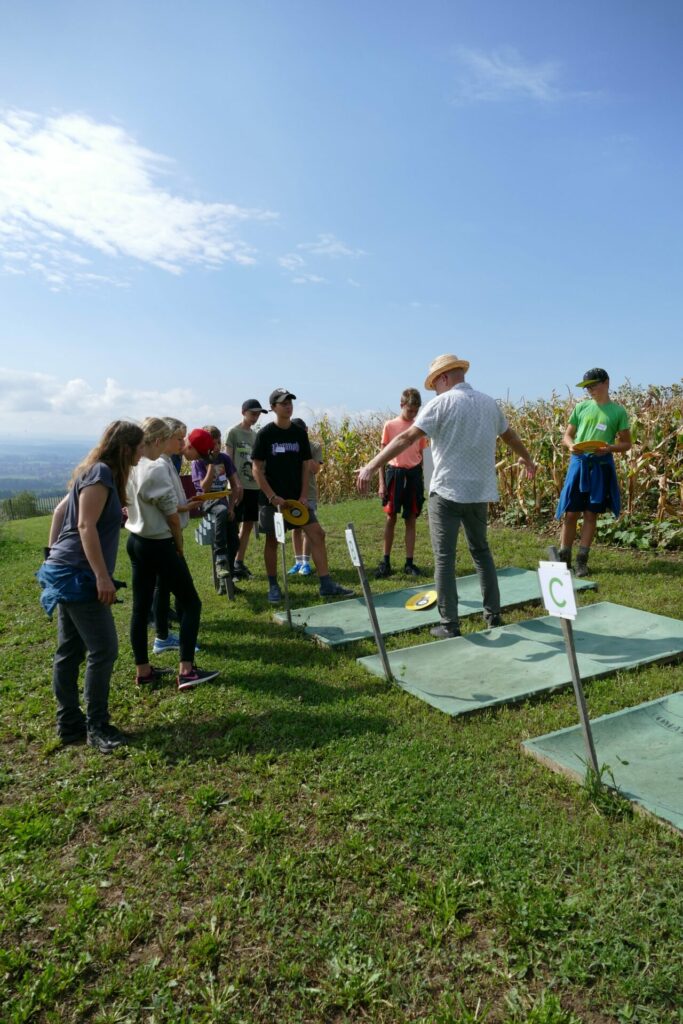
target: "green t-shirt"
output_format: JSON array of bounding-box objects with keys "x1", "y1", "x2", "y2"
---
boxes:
[
  {"x1": 225, "y1": 424, "x2": 259, "y2": 490},
  {"x1": 569, "y1": 400, "x2": 629, "y2": 445}
]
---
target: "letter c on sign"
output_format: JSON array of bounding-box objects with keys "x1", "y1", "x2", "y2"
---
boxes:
[{"x1": 549, "y1": 577, "x2": 566, "y2": 608}]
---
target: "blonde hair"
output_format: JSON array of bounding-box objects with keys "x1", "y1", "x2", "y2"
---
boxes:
[
  {"x1": 163, "y1": 417, "x2": 187, "y2": 436},
  {"x1": 141, "y1": 417, "x2": 173, "y2": 445}
]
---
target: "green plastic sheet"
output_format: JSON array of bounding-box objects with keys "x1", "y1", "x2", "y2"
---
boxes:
[
  {"x1": 274, "y1": 567, "x2": 596, "y2": 646},
  {"x1": 523, "y1": 692, "x2": 683, "y2": 832},
  {"x1": 357, "y1": 602, "x2": 683, "y2": 718}
]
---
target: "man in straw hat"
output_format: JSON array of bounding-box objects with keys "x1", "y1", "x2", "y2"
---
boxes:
[{"x1": 357, "y1": 354, "x2": 536, "y2": 638}]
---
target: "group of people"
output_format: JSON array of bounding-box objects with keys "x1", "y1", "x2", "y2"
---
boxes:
[
  {"x1": 358, "y1": 355, "x2": 631, "y2": 638},
  {"x1": 38, "y1": 389, "x2": 353, "y2": 752},
  {"x1": 38, "y1": 357, "x2": 630, "y2": 752}
]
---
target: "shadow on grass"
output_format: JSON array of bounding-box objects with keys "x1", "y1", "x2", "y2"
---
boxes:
[{"x1": 134, "y1": 707, "x2": 391, "y2": 762}]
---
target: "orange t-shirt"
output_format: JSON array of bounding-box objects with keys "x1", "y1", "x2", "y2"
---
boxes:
[{"x1": 381, "y1": 416, "x2": 429, "y2": 470}]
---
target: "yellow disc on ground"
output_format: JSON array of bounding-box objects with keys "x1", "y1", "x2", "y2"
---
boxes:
[
  {"x1": 572, "y1": 440, "x2": 609, "y2": 453},
  {"x1": 282, "y1": 500, "x2": 310, "y2": 526},
  {"x1": 405, "y1": 589, "x2": 438, "y2": 611}
]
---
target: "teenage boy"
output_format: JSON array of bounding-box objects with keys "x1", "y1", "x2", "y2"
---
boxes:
[
  {"x1": 375, "y1": 387, "x2": 429, "y2": 578},
  {"x1": 226, "y1": 399, "x2": 269, "y2": 580},
  {"x1": 252, "y1": 388, "x2": 353, "y2": 603},
  {"x1": 556, "y1": 368, "x2": 631, "y2": 577},
  {"x1": 287, "y1": 417, "x2": 323, "y2": 576},
  {"x1": 185, "y1": 428, "x2": 243, "y2": 581},
  {"x1": 188, "y1": 423, "x2": 244, "y2": 585}
]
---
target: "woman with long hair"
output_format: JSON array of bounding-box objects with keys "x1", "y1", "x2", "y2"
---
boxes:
[
  {"x1": 38, "y1": 420, "x2": 145, "y2": 753},
  {"x1": 125, "y1": 417, "x2": 219, "y2": 692}
]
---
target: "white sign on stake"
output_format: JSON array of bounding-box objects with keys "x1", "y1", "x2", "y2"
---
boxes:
[
  {"x1": 273, "y1": 512, "x2": 286, "y2": 544},
  {"x1": 537, "y1": 561, "x2": 577, "y2": 620},
  {"x1": 345, "y1": 527, "x2": 361, "y2": 567}
]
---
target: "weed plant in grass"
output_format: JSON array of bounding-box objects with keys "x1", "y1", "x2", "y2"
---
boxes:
[{"x1": 1, "y1": 502, "x2": 682, "y2": 1023}]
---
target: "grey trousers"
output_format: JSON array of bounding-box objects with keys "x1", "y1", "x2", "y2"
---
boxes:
[
  {"x1": 428, "y1": 494, "x2": 501, "y2": 628},
  {"x1": 52, "y1": 600, "x2": 118, "y2": 736}
]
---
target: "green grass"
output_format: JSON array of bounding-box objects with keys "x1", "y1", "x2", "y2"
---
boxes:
[{"x1": 1, "y1": 500, "x2": 682, "y2": 1024}]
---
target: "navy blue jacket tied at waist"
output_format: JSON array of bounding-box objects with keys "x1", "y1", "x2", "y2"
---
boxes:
[
  {"x1": 36, "y1": 563, "x2": 126, "y2": 617},
  {"x1": 555, "y1": 452, "x2": 621, "y2": 519}
]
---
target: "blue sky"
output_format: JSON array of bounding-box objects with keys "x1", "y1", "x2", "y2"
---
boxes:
[{"x1": 1, "y1": 0, "x2": 681, "y2": 439}]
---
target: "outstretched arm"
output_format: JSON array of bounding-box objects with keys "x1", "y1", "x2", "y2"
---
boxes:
[
  {"x1": 499, "y1": 427, "x2": 537, "y2": 479},
  {"x1": 356, "y1": 425, "x2": 427, "y2": 493}
]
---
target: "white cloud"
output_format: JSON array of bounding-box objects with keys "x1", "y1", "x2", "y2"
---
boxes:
[
  {"x1": 453, "y1": 47, "x2": 580, "y2": 103},
  {"x1": 297, "y1": 233, "x2": 365, "y2": 258},
  {"x1": 292, "y1": 273, "x2": 327, "y2": 285},
  {"x1": 0, "y1": 109, "x2": 276, "y2": 288},
  {"x1": 278, "y1": 253, "x2": 306, "y2": 271}
]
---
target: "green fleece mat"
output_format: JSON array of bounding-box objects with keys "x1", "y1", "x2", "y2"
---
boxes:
[
  {"x1": 357, "y1": 602, "x2": 683, "y2": 717},
  {"x1": 523, "y1": 693, "x2": 683, "y2": 832},
  {"x1": 273, "y1": 567, "x2": 596, "y2": 646}
]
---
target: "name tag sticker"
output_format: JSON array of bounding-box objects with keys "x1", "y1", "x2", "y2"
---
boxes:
[{"x1": 596, "y1": 423, "x2": 607, "y2": 431}]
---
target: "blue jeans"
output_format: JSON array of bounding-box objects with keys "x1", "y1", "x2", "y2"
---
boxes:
[
  {"x1": 428, "y1": 494, "x2": 501, "y2": 628},
  {"x1": 52, "y1": 600, "x2": 118, "y2": 736}
]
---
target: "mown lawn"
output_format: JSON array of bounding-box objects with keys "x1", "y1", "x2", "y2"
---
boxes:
[{"x1": 1, "y1": 499, "x2": 682, "y2": 1024}]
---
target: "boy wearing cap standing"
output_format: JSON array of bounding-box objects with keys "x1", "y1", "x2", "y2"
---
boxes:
[
  {"x1": 252, "y1": 389, "x2": 353, "y2": 603},
  {"x1": 225, "y1": 399, "x2": 269, "y2": 580},
  {"x1": 556, "y1": 368, "x2": 631, "y2": 577}
]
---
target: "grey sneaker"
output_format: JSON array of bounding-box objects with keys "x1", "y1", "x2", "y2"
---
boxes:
[
  {"x1": 87, "y1": 724, "x2": 129, "y2": 753},
  {"x1": 575, "y1": 556, "x2": 589, "y2": 578},
  {"x1": 429, "y1": 623, "x2": 461, "y2": 639},
  {"x1": 319, "y1": 581, "x2": 354, "y2": 598}
]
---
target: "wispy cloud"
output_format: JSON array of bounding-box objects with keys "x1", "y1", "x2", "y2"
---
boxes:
[
  {"x1": 453, "y1": 46, "x2": 585, "y2": 103},
  {"x1": 297, "y1": 233, "x2": 366, "y2": 258},
  {"x1": 0, "y1": 110, "x2": 276, "y2": 289},
  {"x1": 278, "y1": 233, "x2": 364, "y2": 285}
]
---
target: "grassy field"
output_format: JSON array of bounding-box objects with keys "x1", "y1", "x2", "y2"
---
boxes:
[{"x1": 1, "y1": 499, "x2": 682, "y2": 1024}]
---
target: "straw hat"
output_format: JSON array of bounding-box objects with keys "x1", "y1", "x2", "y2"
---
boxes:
[{"x1": 424, "y1": 354, "x2": 470, "y2": 390}]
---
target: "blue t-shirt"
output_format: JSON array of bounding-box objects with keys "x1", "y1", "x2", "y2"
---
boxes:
[{"x1": 48, "y1": 463, "x2": 122, "y2": 575}]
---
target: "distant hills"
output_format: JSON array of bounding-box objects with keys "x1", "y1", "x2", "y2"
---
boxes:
[{"x1": 0, "y1": 441, "x2": 90, "y2": 498}]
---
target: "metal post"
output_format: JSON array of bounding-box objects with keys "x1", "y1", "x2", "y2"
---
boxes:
[
  {"x1": 547, "y1": 546, "x2": 601, "y2": 781},
  {"x1": 346, "y1": 522, "x2": 394, "y2": 683},
  {"x1": 276, "y1": 514, "x2": 292, "y2": 628}
]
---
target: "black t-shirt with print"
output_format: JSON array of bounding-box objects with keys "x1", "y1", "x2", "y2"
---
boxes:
[{"x1": 251, "y1": 422, "x2": 312, "y2": 503}]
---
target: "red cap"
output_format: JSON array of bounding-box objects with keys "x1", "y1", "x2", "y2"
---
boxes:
[{"x1": 187, "y1": 428, "x2": 215, "y2": 458}]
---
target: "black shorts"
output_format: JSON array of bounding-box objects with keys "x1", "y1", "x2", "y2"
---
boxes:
[
  {"x1": 382, "y1": 465, "x2": 425, "y2": 520},
  {"x1": 236, "y1": 489, "x2": 259, "y2": 524}
]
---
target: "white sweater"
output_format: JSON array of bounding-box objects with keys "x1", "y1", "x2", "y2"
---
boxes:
[{"x1": 125, "y1": 455, "x2": 189, "y2": 540}]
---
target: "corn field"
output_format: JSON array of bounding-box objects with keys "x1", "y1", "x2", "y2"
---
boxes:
[{"x1": 310, "y1": 383, "x2": 683, "y2": 547}]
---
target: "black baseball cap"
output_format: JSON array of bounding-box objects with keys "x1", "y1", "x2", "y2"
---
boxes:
[
  {"x1": 576, "y1": 368, "x2": 609, "y2": 388},
  {"x1": 241, "y1": 398, "x2": 269, "y2": 414},
  {"x1": 269, "y1": 388, "x2": 297, "y2": 406}
]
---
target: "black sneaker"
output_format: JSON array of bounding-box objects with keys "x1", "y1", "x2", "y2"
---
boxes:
[
  {"x1": 233, "y1": 563, "x2": 253, "y2": 581},
  {"x1": 403, "y1": 563, "x2": 422, "y2": 577},
  {"x1": 319, "y1": 581, "x2": 354, "y2": 598},
  {"x1": 484, "y1": 614, "x2": 503, "y2": 628},
  {"x1": 574, "y1": 557, "x2": 590, "y2": 578},
  {"x1": 374, "y1": 562, "x2": 392, "y2": 579},
  {"x1": 177, "y1": 665, "x2": 220, "y2": 691},
  {"x1": 429, "y1": 623, "x2": 461, "y2": 639},
  {"x1": 87, "y1": 725, "x2": 128, "y2": 753},
  {"x1": 59, "y1": 727, "x2": 87, "y2": 746}
]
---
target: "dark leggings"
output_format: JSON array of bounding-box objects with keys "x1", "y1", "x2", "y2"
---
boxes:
[{"x1": 127, "y1": 533, "x2": 202, "y2": 664}]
